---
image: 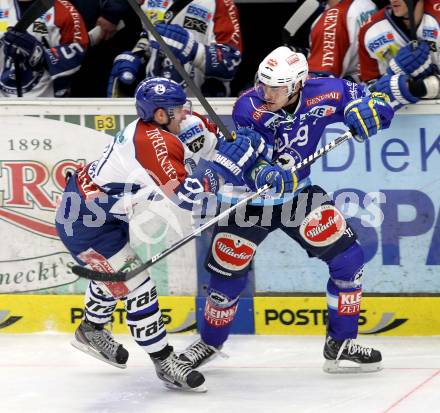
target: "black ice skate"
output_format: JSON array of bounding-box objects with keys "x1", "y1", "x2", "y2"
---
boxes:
[
  {"x1": 71, "y1": 319, "x2": 129, "y2": 369},
  {"x1": 178, "y1": 339, "x2": 227, "y2": 368},
  {"x1": 323, "y1": 335, "x2": 382, "y2": 374},
  {"x1": 152, "y1": 351, "x2": 207, "y2": 392}
]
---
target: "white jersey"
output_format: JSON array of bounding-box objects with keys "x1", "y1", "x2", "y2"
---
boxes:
[
  {"x1": 141, "y1": 0, "x2": 242, "y2": 93},
  {"x1": 75, "y1": 113, "x2": 218, "y2": 215},
  {"x1": 359, "y1": 4, "x2": 440, "y2": 81},
  {"x1": 0, "y1": 0, "x2": 88, "y2": 97}
]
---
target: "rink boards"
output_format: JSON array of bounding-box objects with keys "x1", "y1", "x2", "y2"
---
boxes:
[
  {"x1": 0, "y1": 99, "x2": 439, "y2": 336},
  {"x1": 1, "y1": 294, "x2": 440, "y2": 336}
]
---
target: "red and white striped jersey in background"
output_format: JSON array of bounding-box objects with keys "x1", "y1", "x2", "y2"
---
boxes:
[
  {"x1": 359, "y1": 0, "x2": 440, "y2": 82},
  {"x1": 0, "y1": 0, "x2": 89, "y2": 97},
  {"x1": 308, "y1": 0, "x2": 377, "y2": 82}
]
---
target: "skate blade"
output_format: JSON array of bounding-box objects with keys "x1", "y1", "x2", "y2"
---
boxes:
[
  {"x1": 323, "y1": 360, "x2": 383, "y2": 374},
  {"x1": 163, "y1": 381, "x2": 207, "y2": 393},
  {"x1": 71, "y1": 339, "x2": 127, "y2": 369}
]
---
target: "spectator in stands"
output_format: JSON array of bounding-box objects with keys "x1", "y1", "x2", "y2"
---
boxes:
[
  {"x1": 107, "y1": 0, "x2": 242, "y2": 98},
  {"x1": 0, "y1": 0, "x2": 89, "y2": 97},
  {"x1": 359, "y1": 0, "x2": 440, "y2": 108}
]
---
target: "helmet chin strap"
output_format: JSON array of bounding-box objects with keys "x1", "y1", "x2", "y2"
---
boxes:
[{"x1": 287, "y1": 83, "x2": 302, "y2": 103}]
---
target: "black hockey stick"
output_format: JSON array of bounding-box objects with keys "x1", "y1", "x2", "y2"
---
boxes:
[
  {"x1": 404, "y1": 0, "x2": 417, "y2": 43},
  {"x1": 71, "y1": 130, "x2": 354, "y2": 282},
  {"x1": 125, "y1": 0, "x2": 233, "y2": 140},
  {"x1": 110, "y1": 0, "x2": 192, "y2": 96},
  {"x1": 13, "y1": 0, "x2": 54, "y2": 97}
]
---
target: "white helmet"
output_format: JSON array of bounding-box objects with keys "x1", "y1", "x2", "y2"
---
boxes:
[{"x1": 256, "y1": 46, "x2": 308, "y2": 98}]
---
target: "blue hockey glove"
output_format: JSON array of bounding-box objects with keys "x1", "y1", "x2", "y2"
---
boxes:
[
  {"x1": 2, "y1": 27, "x2": 44, "y2": 68},
  {"x1": 149, "y1": 23, "x2": 199, "y2": 65},
  {"x1": 235, "y1": 127, "x2": 269, "y2": 161},
  {"x1": 344, "y1": 92, "x2": 394, "y2": 142},
  {"x1": 204, "y1": 44, "x2": 241, "y2": 80},
  {"x1": 213, "y1": 132, "x2": 258, "y2": 185},
  {"x1": 370, "y1": 74, "x2": 419, "y2": 107},
  {"x1": 174, "y1": 159, "x2": 220, "y2": 211},
  {"x1": 387, "y1": 41, "x2": 434, "y2": 80},
  {"x1": 254, "y1": 162, "x2": 297, "y2": 198},
  {"x1": 107, "y1": 51, "x2": 142, "y2": 97}
]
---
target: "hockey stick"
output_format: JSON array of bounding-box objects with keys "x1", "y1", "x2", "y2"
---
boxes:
[
  {"x1": 13, "y1": 0, "x2": 54, "y2": 97},
  {"x1": 125, "y1": 0, "x2": 233, "y2": 140},
  {"x1": 404, "y1": 0, "x2": 418, "y2": 46},
  {"x1": 71, "y1": 129, "x2": 354, "y2": 282},
  {"x1": 283, "y1": 0, "x2": 321, "y2": 42},
  {"x1": 110, "y1": 1, "x2": 192, "y2": 97}
]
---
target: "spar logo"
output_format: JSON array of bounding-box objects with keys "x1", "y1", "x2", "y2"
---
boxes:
[
  {"x1": 212, "y1": 233, "x2": 256, "y2": 271},
  {"x1": 0, "y1": 159, "x2": 85, "y2": 239},
  {"x1": 300, "y1": 204, "x2": 346, "y2": 247}
]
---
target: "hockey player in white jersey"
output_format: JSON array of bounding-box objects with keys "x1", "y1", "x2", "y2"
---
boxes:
[
  {"x1": 55, "y1": 77, "x2": 266, "y2": 392},
  {"x1": 0, "y1": 0, "x2": 89, "y2": 97},
  {"x1": 107, "y1": 0, "x2": 242, "y2": 97},
  {"x1": 359, "y1": 0, "x2": 440, "y2": 108},
  {"x1": 307, "y1": 0, "x2": 377, "y2": 82}
]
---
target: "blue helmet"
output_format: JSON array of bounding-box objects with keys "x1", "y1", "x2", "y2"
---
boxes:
[{"x1": 135, "y1": 77, "x2": 187, "y2": 122}]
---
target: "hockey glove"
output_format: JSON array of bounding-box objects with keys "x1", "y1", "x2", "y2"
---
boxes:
[
  {"x1": 344, "y1": 92, "x2": 394, "y2": 142},
  {"x1": 2, "y1": 28, "x2": 44, "y2": 69},
  {"x1": 107, "y1": 52, "x2": 143, "y2": 97},
  {"x1": 174, "y1": 159, "x2": 220, "y2": 211},
  {"x1": 370, "y1": 74, "x2": 419, "y2": 107},
  {"x1": 149, "y1": 23, "x2": 199, "y2": 65},
  {"x1": 253, "y1": 161, "x2": 297, "y2": 198},
  {"x1": 387, "y1": 41, "x2": 435, "y2": 80},
  {"x1": 235, "y1": 127, "x2": 269, "y2": 161},
  {"x1": 213, "y1": 132, "x2": 259, "y2": 185},
  {"x1": 203, "y1": 44, "x2": 242, "y2": 80}
]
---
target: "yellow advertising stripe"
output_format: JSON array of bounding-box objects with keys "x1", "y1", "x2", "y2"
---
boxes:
[
  {"x1": 254, "y1": 297, "x2": 440, "y2": 336},
  {"x1": 0, "y1": 295, "x2": 197, "y2": 334}
]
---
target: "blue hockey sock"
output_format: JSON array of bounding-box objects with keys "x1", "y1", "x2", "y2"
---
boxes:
[{"x1": 200, "y1": 274, "x2": 248, "y2": 347}]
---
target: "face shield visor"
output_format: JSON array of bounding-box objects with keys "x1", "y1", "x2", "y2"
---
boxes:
[{"x1": 254, "y1": 73, "x2": 293, "y2": 104}]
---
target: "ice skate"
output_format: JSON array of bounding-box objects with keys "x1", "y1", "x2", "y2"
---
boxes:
[
  {"x1": 179, "y1": 338, "x2": 227, "y2": 368},
  {"x1": 152, "y1": 351, "x2": 207, "y2": 392},
  {"x1": 71, "y1": 319, "x2": 129, "y2": 369},
  {"x1": 323, "y1": 335, "x2": 382, "y2": 374}
]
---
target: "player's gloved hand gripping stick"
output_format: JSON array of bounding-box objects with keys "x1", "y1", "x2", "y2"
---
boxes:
[
  {"x1": 10, "y1": 0, "x2": 54, "y2": 97},
  {"x1": 71, "y1": 129, "x2": 355, "y2": 282}
]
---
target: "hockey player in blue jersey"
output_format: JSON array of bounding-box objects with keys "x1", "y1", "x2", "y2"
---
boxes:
[{"x1": 179, "y1": 46, "x2": 394, "y2": 373}]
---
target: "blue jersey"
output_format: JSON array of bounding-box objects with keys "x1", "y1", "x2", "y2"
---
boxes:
[{"x1": 233, "y1": 77, "x2": 367, "y2": 191}]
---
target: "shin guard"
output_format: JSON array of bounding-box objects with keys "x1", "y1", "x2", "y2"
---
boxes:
[
  {"x1": 200, "y1": 274, "x2": 248, "y2": 347},
  {"x1": 83, "y1": 281, "x2": 117, "y2": 325},
  {"x1": 124, "y1": 277, "x2": 168, "y2": 354},
  {"x1": 325, "y1": 242, "x2": 364, "y2": 340}
]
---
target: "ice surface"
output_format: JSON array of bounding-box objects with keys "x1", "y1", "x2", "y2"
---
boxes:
[{"x1": 1, "y1": 334, "x2": 439, "y2": 413}]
